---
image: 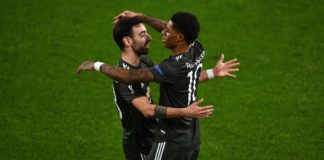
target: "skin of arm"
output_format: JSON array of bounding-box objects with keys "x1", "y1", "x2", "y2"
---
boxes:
[
  {"x1": 100, "y1": 64, "x2": 155, "y2": 84},
  {"x1": 131, "y1": 97, "x2": 213, "y2": 119},
  {"x1": 138, "y1": 13, "x2": 167, "y2": 32},
  {"x1": 76, "y1": 61, "x2": 155, "y2": 84}
]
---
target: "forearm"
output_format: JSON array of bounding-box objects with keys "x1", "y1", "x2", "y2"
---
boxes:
[
  {"x1": 165, "y1": 107, "x2": 186, "y2": 118},
  {"x1": 132, "y1": 97, "x2": 187, "y2": 118},
  {"x1": 141, "y1": 104, "x2": 185, "y2": 118},
  {"x1": 199, "y1": 69, "x2": 216, "y2": 83},
  {"x1": 199, "y1": 70, "x2": 209, "y2": 83},
  {"x1": 132, "y1": 97, "x2": 213, "y2": 119},
  {"x1": 99, "y1": 64, "x2": 154, "y2": 84},
  {"x1": 154, "y1": 105, "x2": 190, "y2": 118},
  {"x1": 138, "y1": 14, "x2": 167, "y2": 32}
]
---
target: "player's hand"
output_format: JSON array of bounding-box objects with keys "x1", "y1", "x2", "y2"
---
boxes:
[
  {"x1": 184, "y1": 99, "x2": 214, "y2": 119},
  {"x1": 213, "y1": 53, "x2": 240, "y2": 78},
  {"x1": 76, "y1": 61, "x2": 95, "y2": 76},
  {"x1": 113, "y1": 10, "x2": 142, "y2": 24}
]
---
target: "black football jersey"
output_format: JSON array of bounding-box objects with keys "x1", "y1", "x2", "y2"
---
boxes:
[
  {"x1": 112, "y1": 56, "x2": 157, "y2": 155},
  {"x1": 151, "y1": 41, "x2": 205, "y2": 151}
]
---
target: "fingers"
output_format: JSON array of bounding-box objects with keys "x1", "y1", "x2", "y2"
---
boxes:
[
  {"x1": 113, "y1": 14, "x2": 124, "y2": 24},
  {"x1": 226, "y1": 73, "x2": 237, "y2": 78},
  {"x1": 113, "y1": 10, "x2": 137, "y2": 24},
  {"x1": 198, "y1": 105, "x2": 213, "y2": 110},
  {"x1": 196, "y1": 109, "x2": 214, "y2": 118},
  {"x1": 217, "y1": 53, "x2": 225, "y2": 63},
  {"x1": 76, "y1": 63, "x2": 85, "y2": 76},
  {"x1": 225, "y1": 58, "x2": 238, "y2": 65},
  {"x1": 227, "y1": 62, "x2": 240, "y2": 68},
  {"x1": 114, "y1": 10, "x2": 129, "y2": 19},
  {"x1": 192, "y1": 99, "x2": 204, "y2": 106},
  {"x1": 76, "y1": 67, "x2": 81, "y2": 76},
  {"x1": 113, "y1": 17, "x2": 120, "y2": 24},
  {"x1": 195, "y1": 105, "x2": 214, "y2": 118},
  {"x1": 198, "y1": 108, "x2": 214, "y2": 114},
  {"x1": 113, "y1": 12, "x2": 126, "y2": 24},
  {"x1": 227, "y1": 68, "x2": 239, "y2": 72},
  {"x1": 114, "y1": 14, "x2": 122, "y2": 20}
]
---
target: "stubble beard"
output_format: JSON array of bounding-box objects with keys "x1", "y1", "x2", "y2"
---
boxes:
[{"x1": 132, "y1": 41, "x2": 149, "y2": 56}]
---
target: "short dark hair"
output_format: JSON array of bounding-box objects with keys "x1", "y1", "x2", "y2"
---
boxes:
[
  {"x1": 171, "y1": 12, "x2": 200, "y2": 44},
  {"x1": 113, "y1": 17, "x2": 142, "y2": 50}
]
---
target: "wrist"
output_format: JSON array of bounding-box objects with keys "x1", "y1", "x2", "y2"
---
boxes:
[
  {"x1": 154, "y1": 105, "x2": 167, "y2": 118},
  {"x1": 94, "y1": 62, "x2": 104, "y2": 71},
  {"x1": 181, "y1": 108, "x2": 188, "y2": 117},
  {"x1": 206, "y1": 69, "x2": 215, "y2": 79}
]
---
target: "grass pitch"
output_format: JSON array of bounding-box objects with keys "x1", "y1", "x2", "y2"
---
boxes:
[{"x1": 0, "y1": 0, "x2": 323, "y2": 159}]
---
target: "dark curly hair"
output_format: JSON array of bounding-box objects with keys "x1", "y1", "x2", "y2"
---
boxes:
[
  {"x1": 113, "y1": 17, "x2": 143, "y2": 50},
  {"x1": 171, "y1": 12, "x2": 200, "y2": 44}
]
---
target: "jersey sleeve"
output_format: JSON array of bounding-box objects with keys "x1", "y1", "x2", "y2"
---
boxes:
[
  {"x1": 151, "y1": 59, "x2": 182, "y2": 84},
  {"x1": 115, "y1": 82, "x2": 145, "y2": 103}
]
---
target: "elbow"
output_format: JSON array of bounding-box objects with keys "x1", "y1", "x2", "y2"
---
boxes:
[{"x1": 142, "y1": 109, "x2": 154, "y2": 118}]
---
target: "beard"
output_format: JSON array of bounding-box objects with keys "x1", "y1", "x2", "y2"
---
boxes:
[
  {"x1": 133, "y1": 46, "x2": 149, "y2": 55},
  {"x1": 132, "y1": 42, "x2": 150, "y2": 56}
]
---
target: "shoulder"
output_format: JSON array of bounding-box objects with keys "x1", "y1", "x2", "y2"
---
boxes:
[
  {"x1": 140, "y1": 55, "x2": 154, "y2": 67},
  {"x1": 190, "y1": 40, "x2": 204, "y2": 52},
  {"x1": 190, "y1": 40, "x2": 206, "y2": 65},
  {"x1": 117, "y1": 59, "x2": 131, "y2": 70}
]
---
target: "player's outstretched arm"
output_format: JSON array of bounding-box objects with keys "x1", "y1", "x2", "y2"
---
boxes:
[
  {"x1": 114, "y1": 10, "x2": 167, "y2": 33},
  {"x1": 76, "y1": 61, "x2": 154, "y2": 84},
  {"x1": 199, "y1": 53, "x2": 240, "y2": 83},
  {"x1": 132, "y1": 97, "x2": 213, "y2": 119}
]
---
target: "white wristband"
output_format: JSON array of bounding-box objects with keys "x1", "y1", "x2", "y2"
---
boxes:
[
  {"x1": 94, "y1": 62, "x2": 104, "y2": 71},
  {"x1": 206, "y1": 69, "x2": 215, "y2": 79}
]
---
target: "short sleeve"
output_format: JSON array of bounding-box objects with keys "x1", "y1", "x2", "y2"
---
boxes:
[
  {"x1": 115, "y1": 82, "x2": 145, "y2": 103},
  {"x1": 151, "y1": 59, "x2": 181, "y2": 83}
]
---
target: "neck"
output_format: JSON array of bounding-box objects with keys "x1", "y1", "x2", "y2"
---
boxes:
[
  {"x1": 121, "y1": 49, "x2": 141, "y2": 67},
  {"x1": 170, "y1": 42, "x2": 190, "y2": 56}
]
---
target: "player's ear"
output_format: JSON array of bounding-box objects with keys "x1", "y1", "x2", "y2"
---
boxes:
[
  {"x1": 177, "y1": 34, "x2": 185, "y2": 42},
  {"x1": 123, "y1": 37, "x2": 132, "y2": 47}
]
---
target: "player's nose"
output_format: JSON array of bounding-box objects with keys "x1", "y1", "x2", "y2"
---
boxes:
[
  {"x1": 161, "y1": 29, "x2": 166, "y2": 35},
  {"x1": 146, "y1": 34, "x2": 152, "y2": 41}
]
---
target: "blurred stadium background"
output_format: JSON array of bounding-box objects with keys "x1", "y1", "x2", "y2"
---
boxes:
[{"x1": 0, "y1": 0, "x2": 323, "y2": 159}]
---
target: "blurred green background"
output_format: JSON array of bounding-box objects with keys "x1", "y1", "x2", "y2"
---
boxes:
[{"x1": 0, "y1": 0, "x2": 323, "y2": 159}]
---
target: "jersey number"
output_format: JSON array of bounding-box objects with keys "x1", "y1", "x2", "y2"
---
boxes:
[{"x1": 187, "y1": 64, "x2": 202, "y2": 105}]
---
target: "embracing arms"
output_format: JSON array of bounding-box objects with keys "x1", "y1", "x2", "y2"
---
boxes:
[
  {"x1": 132, "y1": 97, "x2": 213, "y2": 119},
  {"x1": 76, "y1": 52, "x2": 240, "y2": 84},
  {"x1": 76, "y1": 61, "x2": 154, "y2": 84}
]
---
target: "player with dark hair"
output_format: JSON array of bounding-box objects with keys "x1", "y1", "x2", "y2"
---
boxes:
[
  {"x1": 78, "y1": 16, "x2": 213, "y2": 160},
  {"x1": 77, "y1": 11, "x2": 239, "y2": 160}
]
